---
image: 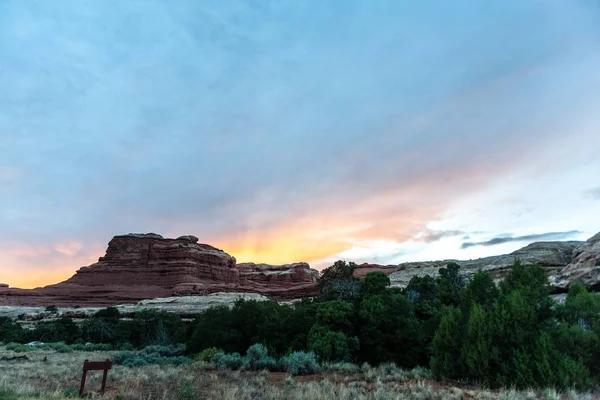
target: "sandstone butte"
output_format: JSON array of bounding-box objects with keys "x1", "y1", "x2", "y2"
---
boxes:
[
  {"x1": 0, "y1": 231, "x2": 598, "y2": 308},
  {"x1": 0, "y1": 233, "x2": 319, "y2": 307}
]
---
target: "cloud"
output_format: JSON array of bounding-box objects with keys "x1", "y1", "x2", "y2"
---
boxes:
[
  {"x1": 413, "y1": 229, "x2": 465, "y2": 243},
  {"x1": 460, "y1": 230, "x2": 582, "y2": 249},
  {"x1": 584, "y1": 187, "x2": 600, "y2": 200},
  {"x1": 54, "y1": 241, "x2": 83, "y2": 256},
  {"x1": 0, "y1": 1, "x2": 599, "y2": 285}
]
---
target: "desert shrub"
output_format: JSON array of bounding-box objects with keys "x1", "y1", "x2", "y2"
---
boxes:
[
  {"x1": 244, "y1": 343, "x2": 279, "y2": 370},
  {"x1": 215, "y1": 352, "x2": 244, "y2": 370},
  {"x1": 44, "y1": 342, "x2": 73, "y2": 353},
  {"x1": 70, "y1": 343, "x2": 113, "y2": 351},
  {"x1": 324, "y1": 361, "x2": 361, "y2": 374},
  {"x1": 253, "y1": 356, "x2": 279, "y2": 371},
  {"x1": 113, "y1": 345, "x2": 191, "y2": 367},
  {"x1": 281, "y1": 351, "x2": 318, "y2": 375},
  {"x1": 194, "y1": 347, "x2": 223, "y2": 362},
  {"x1": 5, "y1": 342, "x2": 36, "y2": 353},
  {"x1": 211, "y1": 352, "x2": 225, "y2": 364},
  {"x1": 246, "y1": 343, "x2": 268, "y2": 362},
  {"x1": 112, "y1": 352, "x2": 146, "y2": 367},
  {"x1": 142, "y1": 344, "x2": 185, "y2": 357},
  {"x1": 119, "y1": 342, "x2": 135, "y2": 351},
  {"x1": 113, "y1": 351, "x2": 191, "y2": 367}
]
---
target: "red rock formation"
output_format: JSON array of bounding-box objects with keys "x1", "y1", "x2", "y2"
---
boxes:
[
  {"x1": 0, "y1": 233, "x2": 318, "y2": 307},
  {"x1": 353, "y1": 263, "x2": 400, "y2": 278}
]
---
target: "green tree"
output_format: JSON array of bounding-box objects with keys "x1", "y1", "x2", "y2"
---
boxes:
[
  {"x1": 82, "y1": 318, "x2": 116, "y2": 343},
  {"x1": 431, "y1": 306, "x2": 463, "y2": 379},
  {"x1": 307, "y1": 325, "x2": 359, "y2": 362},
  {"x1": 358, "y1": 290, "x2": 420, "y2": 367},
  {"x1": 307, "y1": 300, "x2": 359, "y2": 362},
  {"x1": 361, "y1": 271, "x2": 390, "y2": 296},
  {"x1": 437, "y1": 263, "x2": 465, "y2": 306},
  {"x1": 317, "y1": 260, "x2": 361, "y2": 301},
  {"x1": 460, "y1": 271, "x2": 499, "y2": 314},
  {"x1": 460, "y1": 304, "x2": 493, "y2": 384}
]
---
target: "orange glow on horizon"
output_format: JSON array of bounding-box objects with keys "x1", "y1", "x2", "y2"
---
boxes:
[{"x1": 1, "y1": 159, "x2": 515, "y2": 289}]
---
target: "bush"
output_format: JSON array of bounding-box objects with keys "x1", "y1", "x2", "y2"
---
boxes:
[
  {"x1": 246, "y1": 343, "x2": 268, "y2": 362},
  {"x1": 113, "y1": 345, "x2": 191, "y2": 367},
  {"x1": 5, "y1": 343, "x2": 36, "y2": 353},
  {"x1": 142, "y1": 344, "x2": 185, "y2": 357},
  {"x1": 44, "y1": 342, "x2": 73, "y2": 353},
  {"x1": 211, "y1": 352, "x2": 225, "y2": 365},
  {"x1": 71, "y1": 343, "x2": 113, "y2": 351},
  {"x1": 215, "y1": 352, "x2": 244, "y2": 370},
  {"x1": 194, "y1": 347, "x2": 224, "y2": 362},
  {"x1": 245, "y1": 343, "x2": 279, "y2": 371},
  {"x1": 114, "y1": 352, "x2": 192, "y2": 367},
  {"x1": 281, "y1": 351, "x2": 319, "y2": 375},
  {"x1": 323, "y1": 361, "x2": 361, "y2": 374},
  {"x1": 253, "y1": 356, "x2": 279, "y2": 371},
  {"x1": 119, "y1": 342, "x2": 135, "y2": 351}
]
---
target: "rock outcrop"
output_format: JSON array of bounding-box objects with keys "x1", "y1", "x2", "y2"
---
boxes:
[
  {"x1": 550, "y1": 233, "x2": 600, "y2": 290},
  {"x1": 354, "y1": 233, "x2": 599, "y2": 292},
  {"x1": 0, "y1": 233, "x2": 318, "y2": 307}
]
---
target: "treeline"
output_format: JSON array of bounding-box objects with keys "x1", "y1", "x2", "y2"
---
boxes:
[
  {"x1": 0, "y1": 308, "x2": 186, "y2": 348},
  {"x1": 1, "y1": 260, "x2": 600, "y2": 389},
  {"x1": 187, "y1": 261, "x2": 600, "y2": 389}
]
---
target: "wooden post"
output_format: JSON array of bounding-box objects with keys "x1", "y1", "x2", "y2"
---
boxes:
[
  {"x1": 78, "y1": 360, "x2": 88, "y2": 397},
  {"x1": 100, "y1": 360, "x2": 109, "y2": 394},
  {"x1": 79, "y1": 359, "x2": 112, "y2": 397}
]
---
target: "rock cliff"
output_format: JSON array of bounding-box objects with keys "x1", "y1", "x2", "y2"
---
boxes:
[
  {"x1": 0, "y1": 233, "x2": 318, "y2": 307},
  {"x1": 549, "y1": 233, "x2": 600, "y2": 290},
  {"x1": 354, "y1": 233, "x2": 600, "y2": 292}
]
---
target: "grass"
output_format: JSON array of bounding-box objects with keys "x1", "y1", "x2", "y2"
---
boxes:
[{"x1": 0, "y1": 345, "x2": 597, "y2": 400}]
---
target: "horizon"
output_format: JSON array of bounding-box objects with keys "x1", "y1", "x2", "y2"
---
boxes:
[
  {"x1": 5, "y1": 229, "x2": 599, "y2": 290},
  {"x1": 1, "y1": 1, "x2": 599, "y2": 289}
]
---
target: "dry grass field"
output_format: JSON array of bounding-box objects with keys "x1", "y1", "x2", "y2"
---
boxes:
[{"x1": 0, "y1": 345, "x2": 597, "y2": 400}]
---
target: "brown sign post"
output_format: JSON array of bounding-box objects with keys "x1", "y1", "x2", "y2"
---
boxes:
[{"x1": 79, "y1": 359, "x2": 112, "y2": 397}]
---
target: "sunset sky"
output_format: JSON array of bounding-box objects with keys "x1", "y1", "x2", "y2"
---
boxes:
[{"x1": 1, "y1": 1, "x2": 599, "y2": 289}]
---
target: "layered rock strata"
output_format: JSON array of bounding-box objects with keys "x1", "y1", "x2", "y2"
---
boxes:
[{"x1": 0, "y1": 233, "x2": 318, "y2": 307}]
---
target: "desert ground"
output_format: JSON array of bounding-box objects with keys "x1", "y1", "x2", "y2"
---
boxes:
[{"x1": 0, "y1": 344, "x2": 597, "y2": 400}]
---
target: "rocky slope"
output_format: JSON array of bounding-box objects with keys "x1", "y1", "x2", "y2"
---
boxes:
[
  {"x1": 0, "y1": 233, "x2": 318, "y2": 307},
  {"x1": 549, "y1": 232, "x2": 600, "y2": 290},
  {"x1": 354, "y1": 232, "x2": 600, "y2": 292}
]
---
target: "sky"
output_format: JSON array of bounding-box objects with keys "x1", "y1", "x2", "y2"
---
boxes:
[{"x1": 1, "y1": 1, "x2": 599, "y2": 289}]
